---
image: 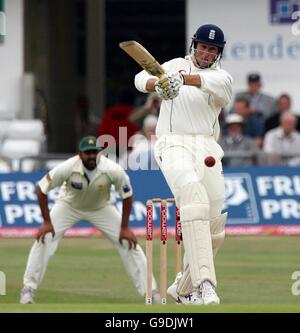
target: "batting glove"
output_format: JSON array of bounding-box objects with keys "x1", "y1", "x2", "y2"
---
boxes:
[
  {"x1": 155, "y1": 72, "x2": 184, "y2": 100},
  {"x1": 155, "y1": 83, "x2": 178, "y2": 100}
]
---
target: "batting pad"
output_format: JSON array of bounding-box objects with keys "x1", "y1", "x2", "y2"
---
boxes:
[
  {"x1": 179, "y1": 203, "x2": 216, "y2": 288},
  {"x1": 176, "y1": 265, "x2": 193, "y2": 296},
  {"x1": 176, "y1": 213, "x2": 227, "y2": 295},
  {"x1": 210, "y1": 213, "x2": 227, "y2": 256}
]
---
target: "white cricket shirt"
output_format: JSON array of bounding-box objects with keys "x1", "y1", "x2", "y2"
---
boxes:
[
  {"x1": 38, "y1": 155, "x2": 133, "y2": 211},
  {"x1": 135, "y1": 56, "x2": 233, "y2": 139}
]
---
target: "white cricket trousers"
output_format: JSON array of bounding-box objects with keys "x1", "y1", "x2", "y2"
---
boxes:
[
  {"x1": 154, "y1": 134, "x2": 225, "y2": 215},
  {"x1": 23, "y1": 202, "x2": 157, "y2": 296},
  {"x1": 154, "y1": 134, "x2": 225, "y2": 281}
]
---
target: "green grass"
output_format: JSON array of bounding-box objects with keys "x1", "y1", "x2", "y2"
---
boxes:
[{"x1": 0, "y1": 236, "x2": 300, "y2": 312}]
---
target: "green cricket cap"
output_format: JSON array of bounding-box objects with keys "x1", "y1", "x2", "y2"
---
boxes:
[{"x1": 79, "y1": 136, "x2": 101, "y2": 152}]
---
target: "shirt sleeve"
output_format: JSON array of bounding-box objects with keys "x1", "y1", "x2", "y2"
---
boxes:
[
  {"x1": 134, "y1": 70, "x2": 157, "y2": 93},
  {"x1": 200, "y1": 70, "x2": 233, "y2": 108},
  {"x1": 38, "y1": 161, "x2": 70, "y2": 194},
  {"x1": 134, "y1": 58, "x2": 182, "y2": 93},
  {"x1": 111, "y1": 166, "x2": 133, "y2": 199}
]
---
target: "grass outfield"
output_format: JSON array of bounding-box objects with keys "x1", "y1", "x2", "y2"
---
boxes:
[{"x1": 0, "y1": 236, "x2": 300, "y2": 312}]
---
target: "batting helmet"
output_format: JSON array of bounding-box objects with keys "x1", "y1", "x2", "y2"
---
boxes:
[{"x1": 191, "y1": 24, "x2": 226, "y2": 54}]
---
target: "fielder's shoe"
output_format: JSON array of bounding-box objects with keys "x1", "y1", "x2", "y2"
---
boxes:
[
  {"x1": 20, "y1": 286, "x2": 35, "y2": 304},
  {"x1": 152, "y1": 289, "x2": 161, "y2": 304},
  {"x1": 167, "y1": 272, "x2": 203, "y2": 305},
  {"x1": 199, "y1": 280, "x2": 220, "y2": 305}
]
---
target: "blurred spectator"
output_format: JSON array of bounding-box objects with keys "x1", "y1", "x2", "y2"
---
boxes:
[
  {"x1": 230, "y1": 97, "x2": 265, "y2": 148},
  {"x1": 96, "y1": 90, "x2": 139, "y2": 158},
  {"x1": 220, "y1": 113, "x2": 257, "y2": 167},
  {"x1": 235, "y1": 73, "x2": 276, "y2": 118},
  {"x1": 34, "y1": 88, "x2": 51, "y2": 140},
  {"x1": 129, "y1": 92, "x2": 161, "y2": 129},
  {"x1": 264, "y1": 94, "x2": 300, "y2": 133},
  {"x1": 126, "y1": 114, "x2": 159, "y2": 170},
  {"x1": 75, "y1": 95, "x2": 90, "y2": 144},
  {"x1": 263, "y1": 112, "x2": 300, "y2": 166}
]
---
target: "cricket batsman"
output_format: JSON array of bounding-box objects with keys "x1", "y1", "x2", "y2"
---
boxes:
[
  {"x1": 134, "y1": 24, "x2": 233, "y2": 304},
  {"x1": 20, "y1": 136, "x2": 160, "y2": 304}
]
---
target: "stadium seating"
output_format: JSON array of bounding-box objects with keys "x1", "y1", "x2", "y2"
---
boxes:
[{"x1": 0, "y1": 119, "x2": 45, "y2": 172}]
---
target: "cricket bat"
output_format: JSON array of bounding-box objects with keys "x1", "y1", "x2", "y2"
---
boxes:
[{"x1": 119, "y1": 40, "x2": 165, "y2": 78}]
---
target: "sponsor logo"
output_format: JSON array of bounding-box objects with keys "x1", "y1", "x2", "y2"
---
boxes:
[
  {"x1": 224, "y1": 173, "x2": 259, "y2": 224},
  {"x1": 122, "y1": 184, "x2": 131, "y2": 193},
  {"x1": 71, "y1": 181, "x2": 83, "y2": 190},
  {"x1": 160, "y1": 204, "x2": 167, "y2": 241},
  {"x1": 208, "y1": 29, "x2": 216, "y2": 40},
  {"x1": 256, "y1": 175, "x2": 300, "y2": 220},
  {"x1": 270, "y1": 0, "x2": 300, "y2": 24},
  {"x1": 146, "y1": 204, "x2": 153, "y2": 240}
]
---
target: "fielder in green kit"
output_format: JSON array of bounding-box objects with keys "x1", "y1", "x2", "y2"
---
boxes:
[{"x1": 20, "y1": 136, "x2": 159, "y2": 304}]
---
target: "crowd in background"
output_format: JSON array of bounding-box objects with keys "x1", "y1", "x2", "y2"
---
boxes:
[
  {"x1": 220, "y1": 73, "x2": 300, "y2": 167},
  {"x1": 96, "y1": 72, "x2": 300, "y2": 169},
  {"x1": 1, "y1": 72, "x2": 300, "y2": 172}
]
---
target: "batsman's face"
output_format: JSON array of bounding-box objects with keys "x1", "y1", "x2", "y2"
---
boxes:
[
  {"x1": 194, "y1": 43, "x2": 219, "y2": 68},
  {"x1": 80, "y1": 150, "x2": 99, "y2": 170}
]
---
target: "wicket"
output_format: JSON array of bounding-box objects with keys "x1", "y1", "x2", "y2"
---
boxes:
[{"x1": 145, "y1": 198, "x2": 182, "y2": 305}]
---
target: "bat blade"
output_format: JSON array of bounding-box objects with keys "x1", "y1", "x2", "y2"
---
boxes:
[{"x1": 119, "y1": 40, "x2": 165, "y2": 78}]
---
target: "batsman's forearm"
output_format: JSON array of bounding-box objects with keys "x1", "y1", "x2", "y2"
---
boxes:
[
  {"x1": 145, "y1": 78, "x2": 157, "y2": 92},
  {"x1": 121, "y1": 196, "x2": 133, "y2": 229},
  {"x1": 182, "y1": 74, "x2": 202, "y2": 88},
  {"x1": 36, "y1": 185, "x2": 51, "y2": 223}
]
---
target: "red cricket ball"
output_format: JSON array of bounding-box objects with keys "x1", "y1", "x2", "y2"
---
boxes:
[{"x1": 204, "y1": 156, "x2": 216, "y2": 167}]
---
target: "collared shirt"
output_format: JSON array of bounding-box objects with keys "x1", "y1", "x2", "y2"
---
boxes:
[
  {"x1": 224, "y1": 134, "x2": 244, "y2": 145},
  {"x1": 135, "y1": 56, "x2": 233, "y2": 139},
  {"x1": 243, "y1": 112, "x2": 265, "y2": 139},
  {"x1": 220, "y1": 134, "x2": 257, "y2": 167},
  {"x1": 38, "y1": 155, "x2": 133, "y2": 211},
  {"x1": 235, "y1": 91, "x2": 276, "y2": 118},
  {"x1": 263, "y1": 127, "x2": 300, "y2": 156}
]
